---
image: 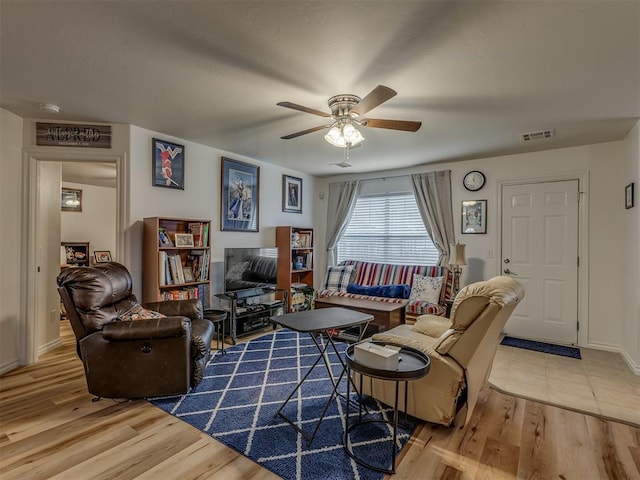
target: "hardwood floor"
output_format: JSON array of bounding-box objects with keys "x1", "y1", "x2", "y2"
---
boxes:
[{"x1": 1, "y1": 322, "x2": 639, "y2": 480}]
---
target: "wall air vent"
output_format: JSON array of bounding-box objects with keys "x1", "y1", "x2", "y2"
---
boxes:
[{"x1": 520, "y1": 129, "x2": 555, "y2": 142}]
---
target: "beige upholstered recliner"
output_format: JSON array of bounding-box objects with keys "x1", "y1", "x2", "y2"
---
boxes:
[{"x1": 360, "y1": 275, "x2": 524, "y2": 426}]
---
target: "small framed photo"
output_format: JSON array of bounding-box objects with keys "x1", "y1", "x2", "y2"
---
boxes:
[
  {"x1": 94, "y1": 250, "x2": 112, "y2": 263},
  {"x1": 625, "y1": 182, "x2": 634, "y2": 209},
  {"x1": 282, "y1": 175, "x2": 302, "y2": 213},
  {"x1": 62, "y1": 242, "x2": 90, "y2": 266},
  {"x1": 221, "y1": 157, "x2": 259, "y2": 232},
  {"x1": 61, "y1": 188, "x2": 82, "y2": 212},
  {"x1": 174, "y1": 233, "x2": 194, "y2": 247},
  {"x1": 152, "y1": 138, "x2": 185, "y2": 190},
  {"x1": 158, "y1": 228, "x2": 173, "y2": 247},
  {"x1": 182, "y1": 266, "x2": 195, "y2": 282},
  {"x1": 462, "y1": 200, "x2": 487, "y2": 234}
]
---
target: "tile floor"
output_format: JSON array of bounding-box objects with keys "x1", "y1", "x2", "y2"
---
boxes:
[{"x1": 489, "y1": 344, "x2": 640, "y2": 426}]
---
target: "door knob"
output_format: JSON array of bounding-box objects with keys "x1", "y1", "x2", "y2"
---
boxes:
[
  {"x1": 504, "y1": 268, "x2": 512, "y2": 274},
  {"x1": 503, "y1": 258, "x2": 510, "y2": 264}
]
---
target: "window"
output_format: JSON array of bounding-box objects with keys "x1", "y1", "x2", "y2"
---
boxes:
[{"x1": 337, "y1": 193, "x2": 439, "y2": 265}]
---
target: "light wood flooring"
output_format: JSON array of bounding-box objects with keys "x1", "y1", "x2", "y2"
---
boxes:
[{"x1": 1, "y1": 322, "x2": 639, "y2": 480}]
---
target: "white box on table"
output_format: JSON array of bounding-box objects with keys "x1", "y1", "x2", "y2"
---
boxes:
[{"x1": 354, "y1": 342, "x2": 400, "y2": 370}]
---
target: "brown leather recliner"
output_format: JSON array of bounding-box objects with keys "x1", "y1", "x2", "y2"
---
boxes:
[{"x1": 57, "y1": 262, "x2": 215, "y2": 399}]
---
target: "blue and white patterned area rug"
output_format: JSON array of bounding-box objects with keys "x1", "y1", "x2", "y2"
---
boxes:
[{"x1": 150, "y1": 329, "x2": 416, "y2": 480}]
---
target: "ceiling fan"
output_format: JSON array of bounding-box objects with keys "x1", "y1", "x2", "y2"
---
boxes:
[{"x1": 277, "y1": 85, "x2": 422, "y2": 147}]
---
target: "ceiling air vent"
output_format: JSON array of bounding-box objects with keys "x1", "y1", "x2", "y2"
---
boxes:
[{"x1": 520, "y1": 129, "x2": 555, "y2": 142}]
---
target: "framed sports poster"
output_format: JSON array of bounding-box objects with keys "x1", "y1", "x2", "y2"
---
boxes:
[{"x1": 220, "y1": 157, "x2": 259, "y2": 232}]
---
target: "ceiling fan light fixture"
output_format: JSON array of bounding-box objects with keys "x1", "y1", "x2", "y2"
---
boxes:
[{"x1": 324, "y1": 122, "x2": 364, "y2": 148}]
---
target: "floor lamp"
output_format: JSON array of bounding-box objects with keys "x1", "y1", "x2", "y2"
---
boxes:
[{"x1": 449, "y1": 243, "x2": 467, "y2": 296}]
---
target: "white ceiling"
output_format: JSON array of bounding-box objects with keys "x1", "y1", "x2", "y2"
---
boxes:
[{"x1": 1, "y1": 1, "x2": 638, "y2": 177}]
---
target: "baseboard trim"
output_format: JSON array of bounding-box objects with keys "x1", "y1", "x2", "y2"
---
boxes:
[
  {"x1": 37, "y1": 338, "x2": 62, "y2": 357},
  {"x1": 0, "y1": 359, "x2": 20, "y2": 375},
  {"x1": 620, "y1": 349, "x2": 640, "y2": 376},
  {"x1": 585, "y1": 341, "x2": 620, "y2": 353}
]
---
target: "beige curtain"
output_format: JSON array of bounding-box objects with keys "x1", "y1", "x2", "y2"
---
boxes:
[
  {"x1": 325, "y1": 180, "x2": 360, "y2": 266},
  {"x1": 411, "y1": 170, "x2": 455, "y2": 266}
]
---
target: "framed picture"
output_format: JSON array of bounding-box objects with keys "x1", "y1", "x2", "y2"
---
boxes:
[
  {"x1": 152, "y1": 138, "x2": 185, "y2": 190},
  {"x1": 158, "y1": 227, "x2": 173, "y2": 247},
  {"x1": 94, "y1": 250, "x2": 112, "y2": 263},
  {"x1": 174, "y1": 233, "x2": 195, "y2": 247},
  {"x1": 61, "y1": 188, "x2": 82, "y2": 212},
  {"x1": 625, "y1": 182, "x2": 634, "y2": 209},
  {"x1": 282, "y1": 175, "x2": 302, "y2": 213},
  {"x1": 182, "y1": 266, "x2": 195, "y2": 282},
  {"x1": 221, "y1": 157, "x2": 259, "y2": 232},
  {"x1": 462, "y1": 200, "x2": 487, "y2": 234},
  {"x1": 61, "y1": 242, "x2": 90, "y2": 266}
]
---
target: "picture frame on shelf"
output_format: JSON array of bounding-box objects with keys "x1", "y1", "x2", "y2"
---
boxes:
[
  {"x1": 461, "y1": 200, "x2": 487, "y2": 234},
  {"x1": 175, "y1": 233, "x2": 195, "y2": 247},
  {"x1": 182, "y1": 266, "x2": 195, "y2": 283},
  {"x1": 220, "y1": 157, "x2": 259, "y2": 232},
  {"x1": 94, "y1": 250, "x2": 112, "y2": 263},
  {"x1": 61, "y1": 188, "x2": 82, "y2": 212},
  {"x1": 625, "y1": 182, "x2": 634, "y2": 209},
  {"x1": 152, "y1": 138, "x2": 185, "y2": 190},
  {"x1": 62, "y1": 242, "x2": 90, "y2": 266},
  {"x1": 282, "y1": 174, "x2": 302, "y2": 213},
  {"x1": 158, "y1": 227, "x2": 173, "y2": 247}
]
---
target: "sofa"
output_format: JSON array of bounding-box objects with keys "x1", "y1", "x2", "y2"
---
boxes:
[
  {"x1": 57, "y1": 262, "x2": 215, "y2": 399},
  {"x1": 316, "y1": 260, "x2": 454, "y2": 319},
  {"x1": 356, "y1": 276, "x2": 524, "y2": 427}
]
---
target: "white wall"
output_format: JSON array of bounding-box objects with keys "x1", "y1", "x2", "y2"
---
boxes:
[
  {"x1": 622, "y1": 121, "x2": 640, "y2": 372},
  {"x1": 61, "y1": 181, "x2": 117, "y2": 262},
  {"x1": 0, "y1": 109, "x2": 24, "y2": 373},
  {"x1": 127, "y1": 126, "x2": 316, "y2": 304},
  {"x1": 315, "y1": 140, "x2": 629, "y2": 353}
]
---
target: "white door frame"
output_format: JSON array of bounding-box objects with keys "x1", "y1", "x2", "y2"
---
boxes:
[
  {"x1": 20, "y1": 149, "x2": 129, "y2": 365},
  {"x1": 497, "y1": 171, "x2": 589, "y2": 347}
]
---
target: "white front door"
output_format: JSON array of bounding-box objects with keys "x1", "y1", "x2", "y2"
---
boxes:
[{"x1": 501, "y1": 180, "x2": 579, "y2": 345}]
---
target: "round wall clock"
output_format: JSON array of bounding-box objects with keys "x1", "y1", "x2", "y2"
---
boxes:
[{"x1": 463, "y1": 170, "x2": 486, "y2": 191}]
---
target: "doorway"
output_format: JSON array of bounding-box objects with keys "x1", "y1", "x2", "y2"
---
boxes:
[
  {"x1": 21, "y1": 150, "x2": 127, "y2": 365},
  {"x1": 500, "y1": 177, "x2": 587, "y2": 346}
]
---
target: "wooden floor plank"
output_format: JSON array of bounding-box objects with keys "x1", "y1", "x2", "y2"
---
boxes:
[{"x1": 1, "y1": 321, "x2": 638, "y2": 480}]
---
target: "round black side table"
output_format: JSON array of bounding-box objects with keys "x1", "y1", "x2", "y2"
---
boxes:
[
  {"x1": 344, "y1": 341, "x2": 430, "y2": 474},
  {"x1": 203, "y1": 309, "x2": 228, "y2": 354}
]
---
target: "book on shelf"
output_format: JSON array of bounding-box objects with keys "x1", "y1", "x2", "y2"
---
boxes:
[
  {"x1": 188, "y1": 222, "x2": 204, "y2": 247},
  {"x1": 202, "y1": 223, "x2": 209, "y2": 248}
]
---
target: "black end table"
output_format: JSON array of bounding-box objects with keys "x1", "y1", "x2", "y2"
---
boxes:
[
  {"x1": 344, "y1": 341, "x2": 430, "y2": 474},
  {"x1": 270, "y1": 307, "x2": 373, "y2": 444},
  {"x1": 203, "y1": 309, "x2": 228, "y2": 354}
]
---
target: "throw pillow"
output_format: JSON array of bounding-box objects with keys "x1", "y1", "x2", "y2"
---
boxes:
[
  {"x1": 409, "y1": 274, "x2": 444, "y2": 304},
  {"x1": 346, "y1": 283, "x2": 411, "y2": 299},
  {"x1": 323, "y1": 265, "x2": 355, "y2": 292},
  {"x1": 120, "y1": 304, "x2": 166, "y2": 321}
]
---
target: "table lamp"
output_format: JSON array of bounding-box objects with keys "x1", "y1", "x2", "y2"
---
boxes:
[{"x1": 449, "y1": 243, "x2": 467, "y2": 296}]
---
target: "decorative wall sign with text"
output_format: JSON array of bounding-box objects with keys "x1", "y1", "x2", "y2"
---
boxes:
[{"x1": 36, "y1": 122, "x2": 111, "y2": 148}]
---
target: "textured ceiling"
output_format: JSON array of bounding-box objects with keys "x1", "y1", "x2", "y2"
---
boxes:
[{"x1": 1, "y1": 1, "x2": 638, "y2": 177}]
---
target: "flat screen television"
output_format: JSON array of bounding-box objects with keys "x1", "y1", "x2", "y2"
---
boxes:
[{"x1": 224, "y1": 247, "x2": 279, "y2": 293}]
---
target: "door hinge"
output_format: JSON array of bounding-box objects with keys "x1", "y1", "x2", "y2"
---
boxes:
[
  {"x1": 577, "y1": 321, "x2": 580, "y2": 331},
  {"x1": 577, "y1": 256, "x2": 580, "y2": 267}
]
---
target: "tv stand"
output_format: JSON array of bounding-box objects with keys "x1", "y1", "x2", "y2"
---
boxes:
[{"x1": 216, "y1": 288, "x2": 288, "y2": 344}]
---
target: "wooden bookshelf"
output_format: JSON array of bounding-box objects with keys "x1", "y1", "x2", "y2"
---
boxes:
[
  {"x1": 276, "y1": 226, "x2": 314, "y2": 311},
  {"x1": 143, "y1": 216, "x2": 211, "y2": 303}
]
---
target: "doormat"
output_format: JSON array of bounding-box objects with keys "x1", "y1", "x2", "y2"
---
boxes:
[
  {"x1": 500, "y1": 336, "x2": 581, "y2": 359},
  {"x1": 150, "y1": 329, "x2": 417, "y2": 480}
]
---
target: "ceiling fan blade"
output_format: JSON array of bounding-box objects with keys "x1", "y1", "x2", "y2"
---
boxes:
[
  {"x1": 350, "y1": 85, "x2": 397, "y2": 116},
  {"x1": 363, "y1": 118, "x2": 422, "y2": 132},
  {"x1": 280, "y1": 124, "x2": 331, "y2": 139},
  {"x1": 277, "y1": 101, "x2": 331, "y2": 118}
]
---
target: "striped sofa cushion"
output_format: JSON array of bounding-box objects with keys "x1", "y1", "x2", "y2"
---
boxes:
[{"x1": 317, "y1": 260, "x2": 453, "y2": 317}]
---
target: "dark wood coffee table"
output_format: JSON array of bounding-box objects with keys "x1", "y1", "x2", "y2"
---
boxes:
[{"x1": 314, "y1": 296, "x2": 406, "y2": 336}]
